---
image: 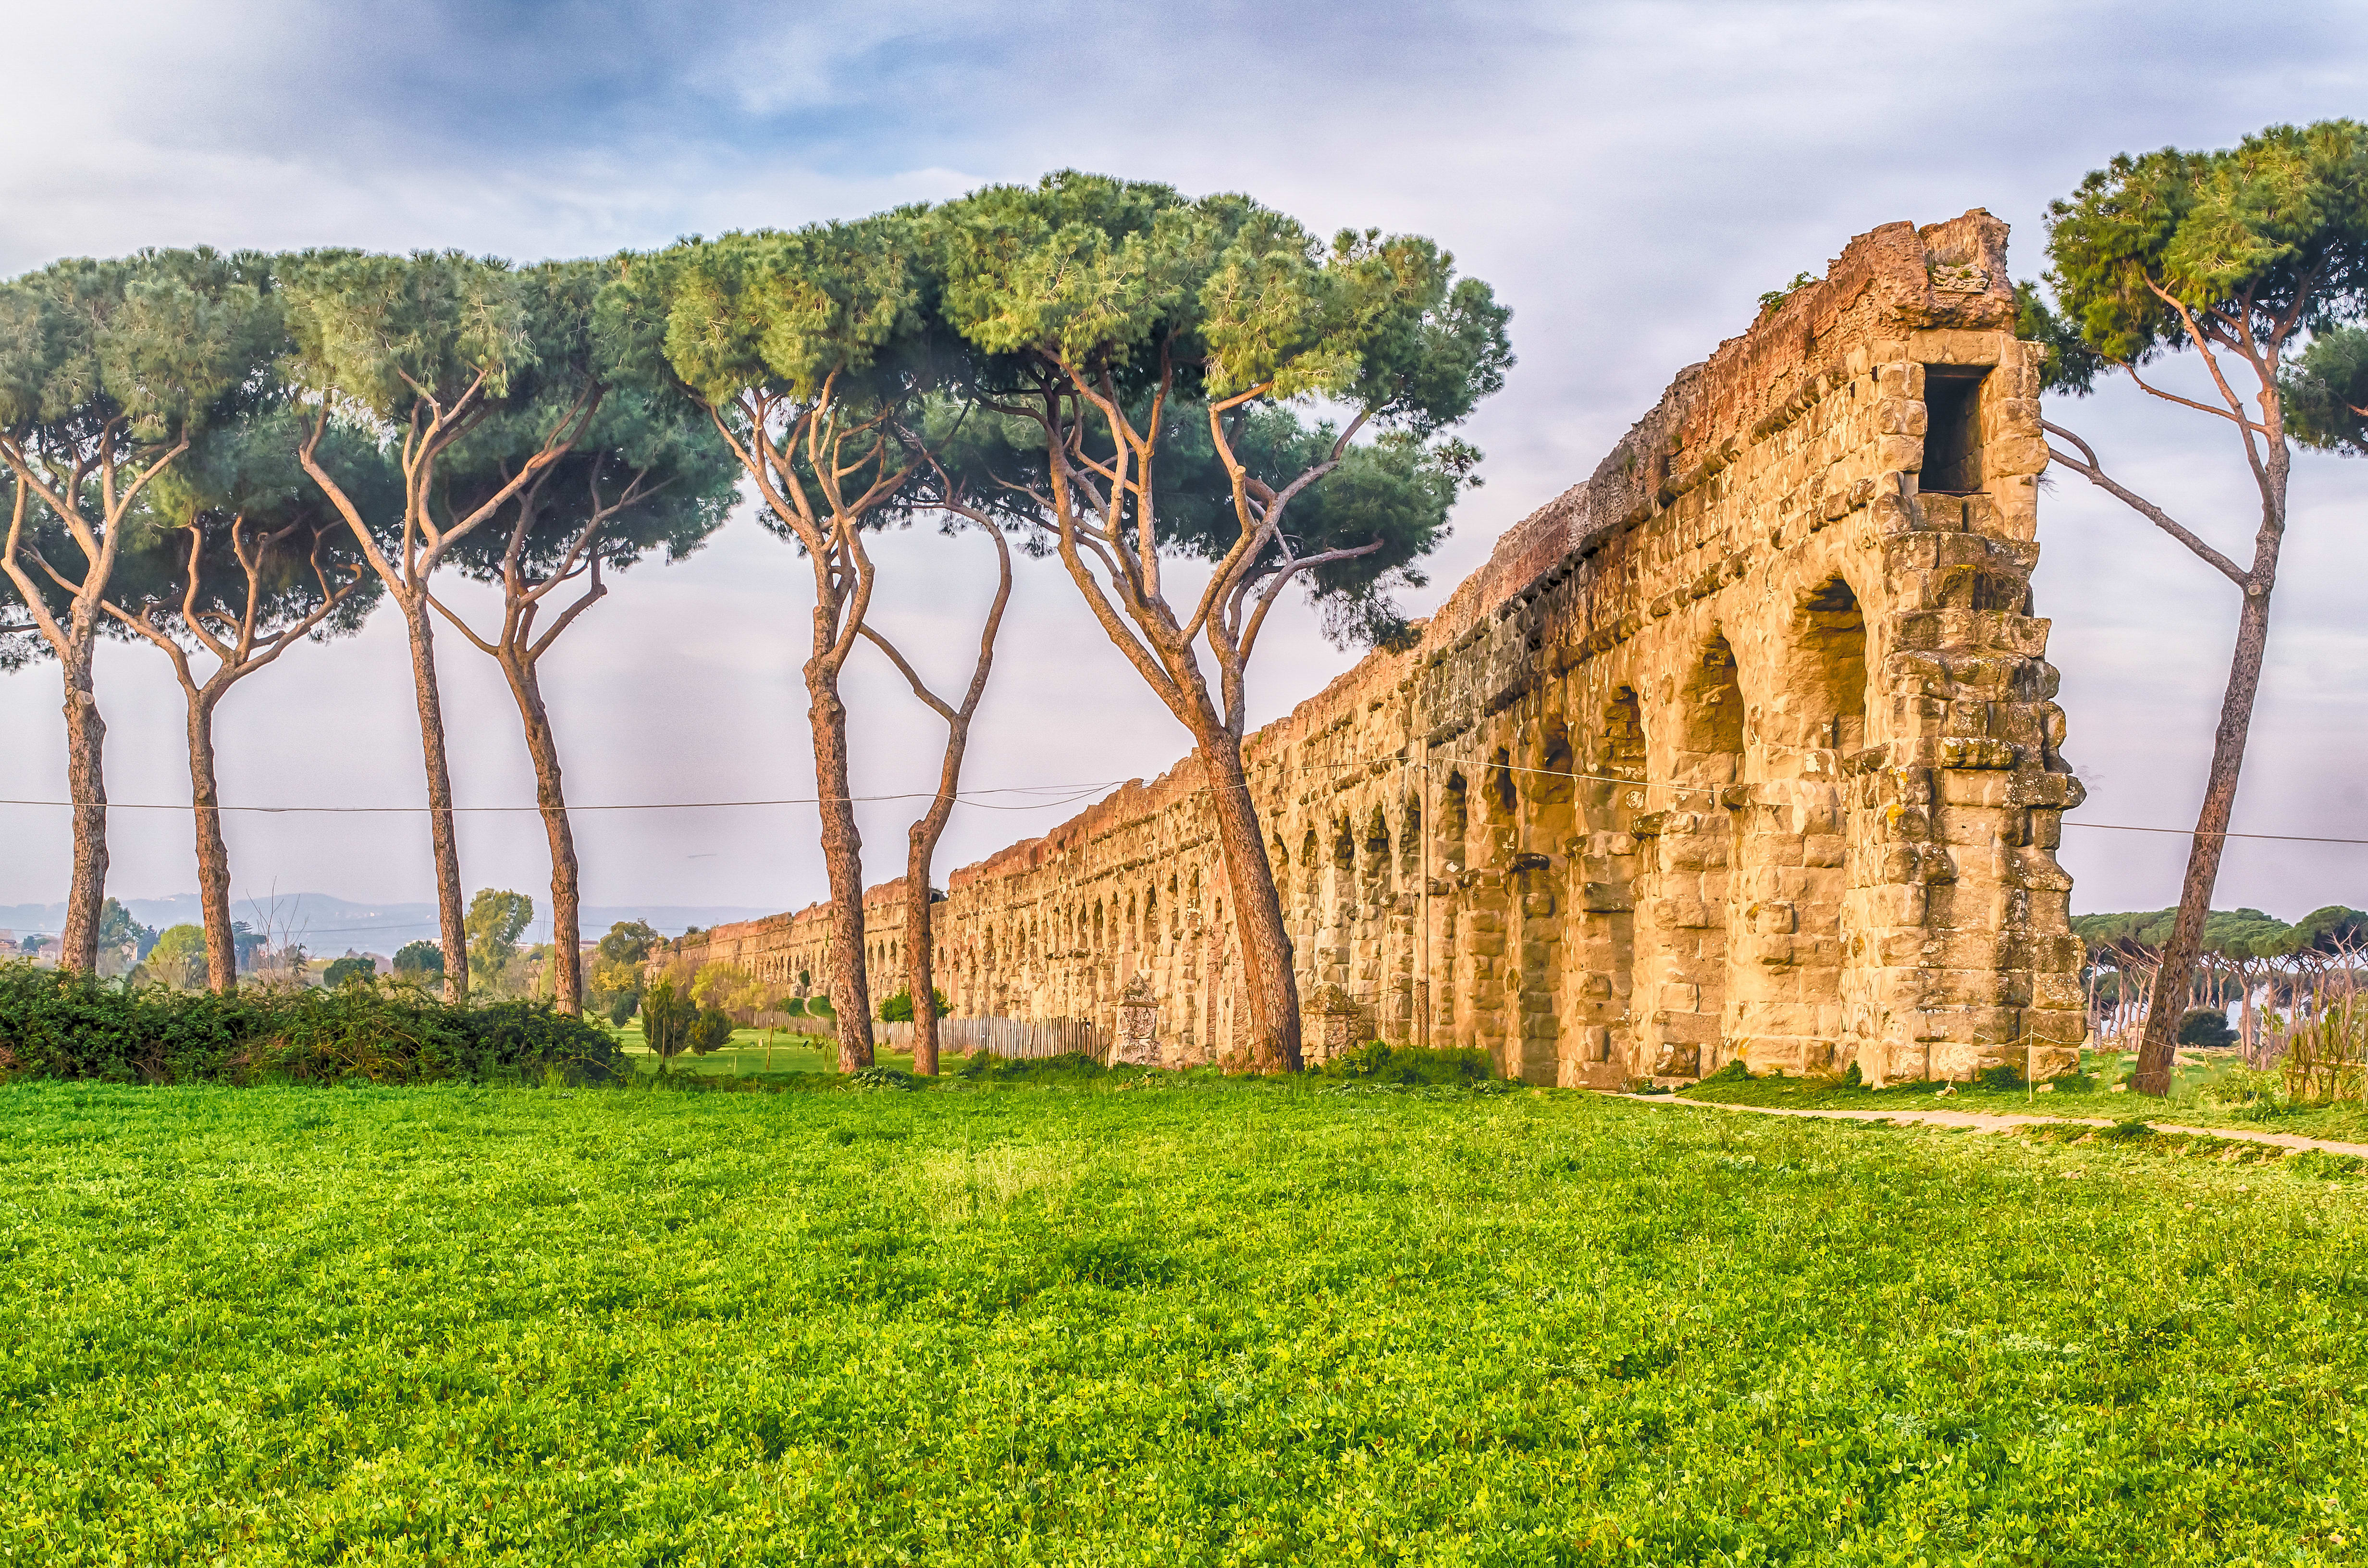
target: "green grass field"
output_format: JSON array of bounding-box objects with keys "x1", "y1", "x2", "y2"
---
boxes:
[
  {"x1": 1682, "y1": 1049, "x2": 2368, "y2": 1142},
  {"x1": 5, "y1": 1075, "x2": 2365, "y2": 1565},
  {"x1": 612, "y1": 1020, "x2": 890, "y2": 1079}
]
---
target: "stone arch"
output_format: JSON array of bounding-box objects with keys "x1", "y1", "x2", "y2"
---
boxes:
[
  {"x1": 1438, "y1": 771, "x2": 1469, "y2": 870},
  {"x1": 1638, "y1": 629, "x2": 1746, "y2": 1079}
]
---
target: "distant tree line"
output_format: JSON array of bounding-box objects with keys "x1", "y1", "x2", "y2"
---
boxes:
[
  {"x1": 2075, "y1": 904, "x2": 2368, "y2": 1061},
  {"x1": 0, "y1": 173, "x2": 1511, "y2": 1078}
]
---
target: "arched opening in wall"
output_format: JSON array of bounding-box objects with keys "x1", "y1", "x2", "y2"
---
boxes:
[
  {"x1": 1603, "y1": 687, "x2": 1645, "y2": 780},
  {"x1": 1643, "y1": 632, "x2": 1746, "y2": 1083},
  {"x1": 1530, "y1": 720, "x2": 1575, "y2": 807},
  {"x1": 1782, "y1": 576, "x2": 1870, "y2": 759},
  {"x1": 1675, "y1": 633, "x2": 1744, "y2": 792}
]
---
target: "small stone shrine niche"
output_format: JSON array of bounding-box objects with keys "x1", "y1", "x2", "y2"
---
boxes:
[{"x1": 1112, "y1": 975, "x2": 1162, "y2": 1066}]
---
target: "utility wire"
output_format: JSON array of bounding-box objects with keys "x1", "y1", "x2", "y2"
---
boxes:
[{"x1": 1, "y1": 757, "x2": 2360, "y2": 846}]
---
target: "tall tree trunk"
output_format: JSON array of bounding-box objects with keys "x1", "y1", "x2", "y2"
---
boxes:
[
  {"x1": 501, "y1": 650, "x2": 581, "y2": 1014},
  {"x1": 1189, "y1": 724, "x2": 1301, "y2": 1073},
  {"x1": 186, "y1": 685, "x2": 238, "y2": 992},
  {"x1": 401, "y1": 593, "x2": 469, "y2": 1003},
  {"x1": 807, "y1": 658, "x2": 873, "y2": 1071},
  {"x1": 2131, "y1": 581, "x2": 2277, "y2": 1096},
  {"x1": 904, "y1": 862, "x2": 938, "y2": 1077},
  {"x1": 58, "y1": 631, "x2": 108, "y2": 974},
  {"x1": 901, "y1": 724, "x2": 971, "y2": 1078}
]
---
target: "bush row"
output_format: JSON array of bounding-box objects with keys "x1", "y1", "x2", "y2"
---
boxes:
[{"x1": 0, "y1": 963, "x2": 626, "y2": 1086}]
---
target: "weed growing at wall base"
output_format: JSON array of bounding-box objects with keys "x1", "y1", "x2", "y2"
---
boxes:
[{"x1": 3, "y1": 1081, "x2": 2364, "y2": 1564}]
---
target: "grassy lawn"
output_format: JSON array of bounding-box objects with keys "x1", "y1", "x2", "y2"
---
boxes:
[
  {"x1": 609, "y1": 1020, "x2": 894, "y2": 1080},
  {"x1": 5, "y1": 1077, "x2": 2366, "y2": 1565},
  {"x1": 1682, "y1": 1050, "x2": 2368, "y2": 1142}
]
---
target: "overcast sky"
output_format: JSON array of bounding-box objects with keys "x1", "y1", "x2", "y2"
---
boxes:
[{"x1": 3, "y1": 0, "x2": 2366, "y2": 938}]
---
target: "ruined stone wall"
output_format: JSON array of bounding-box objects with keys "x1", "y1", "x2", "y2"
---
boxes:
[{"x1": 659, "y1": 210, "x2": 2086, "y2": 1086}]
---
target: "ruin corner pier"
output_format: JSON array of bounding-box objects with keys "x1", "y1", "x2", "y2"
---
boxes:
[{"x1": 668, "y1": 210, "x2": 2086, "y2": 1087}]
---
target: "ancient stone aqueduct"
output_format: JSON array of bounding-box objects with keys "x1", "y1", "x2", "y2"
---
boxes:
[{"x1": 664, "y1": 210, "x2": 2089, "y2": 1086}]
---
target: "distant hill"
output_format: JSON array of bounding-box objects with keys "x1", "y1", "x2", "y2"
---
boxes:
[{"x1": 0, "y1": 893, "x2": 774, "y2": 952}]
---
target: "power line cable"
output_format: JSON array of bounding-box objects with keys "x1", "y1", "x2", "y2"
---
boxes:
[{"x1": 0, "y1": 756, "x2": 2360, "y2": 846}]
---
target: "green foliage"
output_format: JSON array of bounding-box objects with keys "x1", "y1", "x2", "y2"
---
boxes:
[
  {"x1": 1975, "y1": 1063, "x2": 2025, "y2": 1092},
  {"x1": 279, "y1": 250, "x2": 538, "y2": 419},
  {"x1": 949, "y1": 1049, "x2": 1107, "y2": 1083},
  {"x1": 1841, "y1": 1060, "x2": 1863, "y2": 1088},
  {"x1": 780, "y1": 996, "x2": 807, "y2": 1017},
  {"x1": 465, "y1": 889, "x2": 533, "y2": 991},
  {"x1": 687, "y1": 1007, "x2": 736, "y2": 1056},
  {"x1": 2, "y1": 1084, "x2": 2362, "y2": 1561},
  {"x1": 391, "y1": 939, "x2": 444, "y2": 979},
  {"x1": 0, "y1": 961, "x2": 620, "y2": 1085},
  {"x1": 638, "y1": 977, "x2": 697, "y2": 1059},
  {"x1": 803, "y1": 991, "x2": 835, "y2": 1018},
  {"x1": 321, "y1": 955, "x2": 377, "y2": 989},
  {"x1": 1698, "y1": 1058, "x2": 1752, "y2": 1086},
  {"x1": 137, "y1": 925, "x2": 206, "y2": 990},
  {"x1": 0, "y1": 249, "x2": 280, "y2": 451},
  {"x1": 1319, "y1": 1040, "x2": 1494, "y2": 1086},
  {"x1": 877, "y1": 987, "x2": 949, "y2": 1023},
  {"x1": 2281, "y1": 995, "x2": 2368, "y2": 1106},
  {"x1": 927, "y1": 173, "x2": 1509, "y2": 646},
  {"x1": 605, "y1": 992, "x2": 638, "y2": 1028},
  {"x1": 596, "y1": 921, "x2": 662, "y2": 967},
  {"x1": 1757, "y1": 270, "x2": 1820, "y2": 312},
  {"x1": 95, "y1": 900, "x2": 157, "y2": 964},
  {"x1": 2283, "y1": 322, "x2": 2368, "y2": 453},
  {"x1": 2176, "y1": 1007, "x2": 2239, "y2": 1050},
  {"x1": 2035, "y1": 120, "x2": 2368, "y2": 389}
]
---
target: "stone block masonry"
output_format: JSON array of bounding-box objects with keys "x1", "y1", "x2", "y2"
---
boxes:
[{"x1": 658, "y1": 210, "x2": 2086, "y2": 1088}]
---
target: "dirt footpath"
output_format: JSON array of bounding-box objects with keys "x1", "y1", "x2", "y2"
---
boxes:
[{"x1": 1618, "y1": 1094, "x2": 2368, "y2": 1160}]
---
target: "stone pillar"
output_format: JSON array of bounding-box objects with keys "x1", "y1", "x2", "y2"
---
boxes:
[
  {"x1": 1111, "y1": 975, "x2": 1161, "y2": 1066},
  {"x1": 1303, "y1": 982, "x2": 1363, "y2": 1068}
]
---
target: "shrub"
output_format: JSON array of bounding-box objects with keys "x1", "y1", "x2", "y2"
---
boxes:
[
  {"x1": 1698, "y1": 1059, "x2": 1751, "y2": 1086},
  {"x1": 606, "y1": 991, "x2": 638, "y2": 1027},
  {"x1": 2177, "y1": 1007, "x2": 2239, "y2": 1051},
  {"x1": 1321, "y1": 1041, "x2": 1493, "y2": 1086},
  {"x1": 805, "y1": 993, "x2": 835, "y2": 1018},
  {"x1": 1976, "y1": 1063, "x2": 2024, "y2": 1092},
  {"x1": 321, "y1": 955, "x2": 377, "y2": 988},
  {"x1": 0, "y1": 961, "x2": 622, "y2": 1085},
  {"x1": 688, "y1": 1007, "x2": 736, "y2": 1055},
  {"x1": 640, "y1": 978, "x2": 696, "y2": 1058},
  {"x1": 952, "y1": 1050, "x2": 1107, "y2": 1083},
  {"x1": 878, "y1": 988, "x2": 950, "y2": 1023},
  {"x1": 2279, "y1": 997, "x2": 2368, "y2": 1105},
  {"x1": 1842, "y1": 1061, "x2": 1863, "y2": 1088},
  {"x1": 392, "y1": 940, "x2": 444, "y2": 979}
]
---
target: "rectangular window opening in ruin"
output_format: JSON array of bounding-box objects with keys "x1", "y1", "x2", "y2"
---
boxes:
[{"x1": 1921, "y1": 366, "x2": 1987, "y2": 494}]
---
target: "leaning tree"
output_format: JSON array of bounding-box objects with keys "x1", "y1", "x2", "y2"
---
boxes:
[
  {"x1": 928, "y1": 173, "x2": 1509, "y2": 1070},
  {"x1": 608, "y1": 217, "x2": 936, "y2": 1071},
  {"x1": 281, "y1": 250, "x2": 601, "y2": 1000},
  {"x1": 433, "y1": 262, "x2": 739, "y2": 1014},
  {"x1": 98, "y1": 411, "x2": 392, "y2": 990},
  {"x1": 0, "y1": 249, "x2": 278, "y2": 971},
  {"x1": 855, "y1": 402, "x2": 1041, "y2": 1075},
  {"x1": 2018, "y1": 120, "x2": 2368, "y2": 1096}
]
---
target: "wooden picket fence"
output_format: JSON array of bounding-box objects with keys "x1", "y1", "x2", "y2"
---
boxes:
[
  {"x1": 742, "y1": 1012, "x2": 837, "y2": 1036},
  {"x1": 737, "y1": 1012, "x2": 1110, "y2": 1065}
]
